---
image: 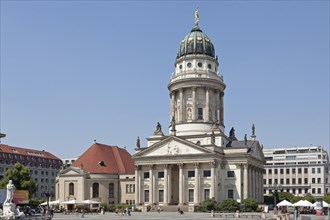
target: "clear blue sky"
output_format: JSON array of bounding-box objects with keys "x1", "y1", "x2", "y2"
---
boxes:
[{"x1": 1, "y1": 1, "x2": 329, "y2": 159}]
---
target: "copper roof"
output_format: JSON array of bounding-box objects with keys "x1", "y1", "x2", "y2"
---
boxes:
[
  {"x1": 71, "y1": 143, "x2": 134, "y2": 174},
  {"x1": 0, "y1": 144, "x2": 61, "y2": 161}
]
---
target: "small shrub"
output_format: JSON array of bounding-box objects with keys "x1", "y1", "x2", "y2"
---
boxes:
[{"x1": 219, "y1": 198, "x2": 240, "y2": 212}]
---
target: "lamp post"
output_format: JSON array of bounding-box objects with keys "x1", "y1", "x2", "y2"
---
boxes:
[
  {"x1": 44, "y1": 192, "x2": 52, "y2": 219},
  {"x1": 269, "y1": 184, "x2": 281, "y2": 208}
]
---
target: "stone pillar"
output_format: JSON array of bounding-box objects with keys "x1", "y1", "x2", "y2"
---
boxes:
[
  {"x1": 194, "y1": 163, "x2": 199, "y2": 204},
  {"x1": 149, "y1": 165, "x2": 154, "y2": 204},
  {"x1": 178, "y1": 163, "x2": 184, "y2": 205},
  {"x1": 256, "y1": 168, "x2": 259, "y2": 202},
  {"x1": 192, "y1": 87, "x2": 196, "y2": 121},
  {"x1": 205, "y1": 88, "x2": 210, "y2": 122},
  {"x1": 164, "y1": 164, "x2": 168, "y2": 205},
  {"x1": 170, "y1": 92, "x2": 175, "y2": 120},
  {"x1": 168, "y1": 166, "x2": 172, "y2": 204},
  {"x1": 243, "y1": 164, "x2": 249, "y2": 199},
  {"x1": 220, "y1": 92, "x2": 224, "y2": 126},
  {"x1": 252, "y1": 167, "x2": 256, "y2": 198},
  {"x1": 210, "y1": 162, "x2": 216, "y2": 199},
  {"x1": 135, "y1": 165, "x2": 140, "y2": 204},
  {"x1": 216, "y1": 90, "x2": 220, "y2": 123},
  {"x1": 179, "y1": 89, "x2": 184, "y2": 123}
]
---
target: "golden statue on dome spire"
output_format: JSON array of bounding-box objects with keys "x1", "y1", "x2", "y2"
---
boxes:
[{"x1": 195, "y1": 7, "x2": 199, "y2": 26}]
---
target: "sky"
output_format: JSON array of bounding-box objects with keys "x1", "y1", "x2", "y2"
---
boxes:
[{"x1": 0, "y1": 1, "x2": 329, "y2": 159}]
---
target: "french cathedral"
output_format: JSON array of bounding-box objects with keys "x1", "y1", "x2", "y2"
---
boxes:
[{"x1": 133, "y1": 11, "x2": 265, "y2": 210}]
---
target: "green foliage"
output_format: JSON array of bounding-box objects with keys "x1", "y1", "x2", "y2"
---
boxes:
[
  {"x1": 323, "y1": 195, "x2": 330, "y2": 204},
  {"x1": 219, "y1": 198, "x2": 240, "y2": 212},
  {"x1": 199, "y1": 198, "x2": 218, "y2": 211},
  {"x1": 102, "y1": 203, "x2": 116, "y2": 212},
  {"x1": 278, "y1": 192, "x2": 294, "y2": 202},
  {"x1": 241, "y1": 198, "x2": 258, "y2": 212},
  {"x1": 303, "y1": 193, "x2": 315, "y2": 203},
  {"x1": 29, "y1": 198, "x2": 45, "y2": 207},
  {"x1": 0, "y1": 162, "x2": 36, "y2": 194},
  {"x1": 291, "y1": 196, "x2": 303, "y2": 203}
]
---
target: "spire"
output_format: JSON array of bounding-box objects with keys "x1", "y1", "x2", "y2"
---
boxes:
[
  {"x1": 195, "y1": 7, "x2": 199, "y2": 27},
  {"x1": 251, "y1": 123, "x2": 256, "y2": 141}
]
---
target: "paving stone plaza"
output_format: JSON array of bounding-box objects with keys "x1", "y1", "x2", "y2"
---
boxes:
[{"x1": 33, "y1": 212, "x2": 329, "y2": 220}]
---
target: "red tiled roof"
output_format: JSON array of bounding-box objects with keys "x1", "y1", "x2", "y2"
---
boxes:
[
  {"x1": 71, "y1": 143, "x2": 134, "y2": 174},
  {"x1": 0, "y1": 144, "x2": 61, "y2": 161}
]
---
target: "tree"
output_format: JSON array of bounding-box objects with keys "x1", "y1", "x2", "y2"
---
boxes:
[
  {"x1": 219, "y1": 198, "x2": 240, "y2": 212},
  {"x1": 278, "y1": 192, "x2": 294, "y2": 202},
  {"x1": 0, "y1": 162, "x2": 37, "y2": 194},
  {"x1": 199, "y1": 198, "x2": 218, "y2": 211},
  {"x1": 241, "y1": 198, "x2": 258, "y2": 212},
  {"x1": 323, "y1": 195, "x2": 330, "y2": 204},
  {"x1": 303, "y1": 193, "x2": 315, "y2": 203}
]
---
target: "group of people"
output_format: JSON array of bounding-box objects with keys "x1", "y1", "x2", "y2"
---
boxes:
[{"x1": 114, "y1": 207, "x2": 131, "y2": 216}]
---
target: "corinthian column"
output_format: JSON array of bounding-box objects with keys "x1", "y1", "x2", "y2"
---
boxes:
[
  {"x1": 135, "y1": 165, "x2": 140, "y2": 204},
  {"x1": 205, "y1": 88, "x2": 210, "y2": 122},
  {"x1": 170, "y1": 92, "x2": 175, "y2": 120},
  {"x1": 164, "y1": 164, "x2": 168, "y2": 205},
  {"x1": 149, "y1": 165, "x2": 154, "y2": 204},
  {"x1": 179, "y1": 89, "x2": 184, "y2": 123},
  {"x1": 178, "y1": 163, "x2": 184, "y2": 205},
  {"x1": 210, "y1": 162, "x2": 216, "y2": 199},
  {"x1": 194, "y1": 163, "x2": 199, "y2": 204},
  {"x1": 192, "y1": 87, "x2": 196, "y2": 121},
  {"x1": 243, "y1": 164, "x2": 248, "y2": 199}
]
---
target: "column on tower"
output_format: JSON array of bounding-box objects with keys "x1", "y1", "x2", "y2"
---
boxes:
[
  {"x1": 179, "y1": 89, "x2": 184, "y2": 123},
  {"x1": 205, "y1": 88, "x2": 210, "y2": 122},
  {"x1": 220, "y1": 92, "x2": 224, "y2": 126},
  {"x1": 192, "y1": 87, "x2": 196, "y2": 121},
  {"x1": 216, "y1": 90, "x2": 220, "y2": 124},
  {"x1": 170, "y1": 92, "x2": 175, "y2": 120}
]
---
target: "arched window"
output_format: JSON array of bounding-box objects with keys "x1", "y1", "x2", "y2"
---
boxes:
[
  {"x1": 69, "y1": 183, "x2": 74, "y2": 196},
  {"x1": 109, "y1": 183, "x2": 114, "y2": 198},
  {"x1": 92, "y1": 182, "x2": 99, "y2": 198}
]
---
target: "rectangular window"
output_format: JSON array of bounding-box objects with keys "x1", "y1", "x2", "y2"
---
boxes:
[
  {"x1": 228, "y1": 189, "x2": 234, "y2": 199},
  {"x1": 158, "y1": 171, "x2": 164, "y2": 178},
  {"x1": 280, "y1": 179, "x2": 284, "y2": 184},
  {"x1": 317, "y1": 178, "x2": 321, "y2": 184},
  {"x1": 204, "y1": 189, "x2": 210, "y2": 200},
  {"x1": 159, "y1": 190, "x2": 164, "y2": 202},
  {"x1": 144, "y1": 190, "x2": 149, "y2": 202},
  {"x1": 304, "y1": 168, "x2": 308, "y2": 174},
  {"x1": 317, "y1": 168, "x2": 321, "y2": 173},
  {"x1": 312, "y1": 168, "x2": 315, "y2": 173},
  {"x1": 204, "y1": 170, "x2": 211, "y2": 177},
  {"x1": 304, "y1": 178, "x2": 308, "y2": 184},
  {"x1": 126, "y1": 184, "x2": 130, "y2": 193},
  {"x1": 280, "y1": 169, "x2": 284, "y2": 174},
  {"x1": 312, "y1": 178, "x2": 315, "y2": 184},
  {"x1": 292, "y1": 178, "x2": 296, "y2": 184},
  {"x1": 298, "y1": 178, "x2": 302, "y2": 184},
  {"x1": 269, "y1": 179, "x2": 272, "y2": 185},
  {"x1": 286, "y1": 169, "x2": 290, "y2": 174},
  {"x1": 292, "y1": 168, "x2": 296, "y2": 174},
  {"x1": 269, "y1": 169, "x2": 272, "y2": 174},
  {"x1": 189, "y1": 189, "x2": 194, "y2": 202},
  {"x1": 144, "y1": 172, "x2": 150, "y2": 179},
  {"x1": 198, "y1": 108, "x2": 203, "y2": 120},
  {"x1": 274, "y1": 169, "x2": 278, "y2": 174},
  {"x1": 286, "y1": 179, "x2": 290, "y2": 184},
  {"x1": 318, "y1": 188, "x2": 321, "y2": 194},
  {"x1": 312, "y1": 188, "x2": 315, "y2": 194},
  {"x1": 305, "y1": 188, "x2": 308, "y2": 193},
  {"x1": 298, "y1": 188, "x2": 302, "y2": 194},
  {"x1": 227, "y1": 171, "x2": 235, "y2": 178},
  {"x1": 298, "y1": 168, "x2": 302, "y2": 174},
  {"x1": 292, "y1": 189, "x2": 296, "y2": 194},
  {"x1": 188, "y1": 171, "x2": 195, "y2": 178}
]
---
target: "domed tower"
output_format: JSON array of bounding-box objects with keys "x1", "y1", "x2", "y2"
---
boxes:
[{"x1": 168, "y1": 9, "x2": 226, "y2": 137}]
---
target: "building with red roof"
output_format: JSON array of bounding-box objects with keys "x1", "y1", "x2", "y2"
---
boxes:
[
  {"x1": 56, "y1": 143, "x2": 135, "y2": 207},
  {"x1": 0, "y1": 144, "x2": 62, "y2": 199}
]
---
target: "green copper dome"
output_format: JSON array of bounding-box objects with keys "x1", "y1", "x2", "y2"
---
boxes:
[{"x1": 177, "y1": 25, "x2": 215, "y2": 59}]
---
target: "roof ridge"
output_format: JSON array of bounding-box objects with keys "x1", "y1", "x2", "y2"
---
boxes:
[{"x1": 112, "y1": 146, "x2": 126, "y2": 173}]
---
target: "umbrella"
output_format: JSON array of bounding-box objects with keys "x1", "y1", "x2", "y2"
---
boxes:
[
  {"x1": 293, "y1": 200, "x2": 312, "y2": 207},
  {"x1": 61, "y1": 199, "x2": 83, "y2": 205},
  {"x1": 277, "y1": 200, "x2": 293, "y2": 207},
  {"x1": 82, "y1": 199, "x2": 101, "y2": 204},
  {"x1": 40, "y1": 200, "x2": 61, "y2": 206}
]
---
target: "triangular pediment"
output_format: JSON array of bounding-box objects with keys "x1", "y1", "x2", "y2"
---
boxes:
[
  {"x1": 59, "y1": 166, "x2": 85, "y2": 176},
  {"x1": 134, "y1": 136, "x2": 214, "y2": 158}
]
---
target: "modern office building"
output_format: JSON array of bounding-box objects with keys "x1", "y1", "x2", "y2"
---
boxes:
[
  {"x1": 263, "y1": 146, "x2": 330, "y2": 199},
  {"x1": 0, "y1": 144, "x2": 62, "y2": 199}
]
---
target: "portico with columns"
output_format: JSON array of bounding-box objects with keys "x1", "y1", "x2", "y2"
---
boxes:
[{"x1": 133, "y1": 10, "x2": 265, "y2": 211}]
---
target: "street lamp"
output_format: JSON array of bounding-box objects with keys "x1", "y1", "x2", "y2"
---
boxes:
[
  {"x1": 269, "y1": 184, "x2": 281, "y2": 208},
  {"x1": 43, "y1": 192, "x2": 52, "y2": 219}
]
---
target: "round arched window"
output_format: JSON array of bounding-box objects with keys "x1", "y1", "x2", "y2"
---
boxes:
[
  {"x1": 187, "y1": 62, "x2": 192, "y2": 68},
  {"x1": 198, "y1": 62, "x2": 203, "y2": 68},
  {"x1": 208, "y1": 64, "x2": 212, "y2": 69}
]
